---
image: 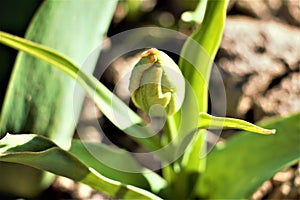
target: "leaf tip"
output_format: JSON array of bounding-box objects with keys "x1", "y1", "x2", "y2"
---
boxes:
[{"x1": 264, "y1": 128, "x2": 276, "y2": 135}]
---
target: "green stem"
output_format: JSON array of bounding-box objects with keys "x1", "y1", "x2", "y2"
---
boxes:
[{"x1": 161, "y1": 116, "x2": 178, "y2": 183}]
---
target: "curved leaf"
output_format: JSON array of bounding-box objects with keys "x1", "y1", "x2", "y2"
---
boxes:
[
  {"x1": 0, "y1": 133, "x2": 162, "y2": 200},
  {"x1": 198, "y1": 113, "x2": 275, "y2": 135},
  {"x1": 163, "y1": 1, "x2": 229, "y2": 198},
  {"x1": 70, "y1": 140, "x2": 167, "y2": 194},
  {"x1": 0, "y1": 31, "x2": 164, "y2": 154},
  {"x1": 197, "y1": 112, "x2": 300, "y2": 199},
  {"x1": 178, "y1": 0, "x2": 229, "y2": 172}
]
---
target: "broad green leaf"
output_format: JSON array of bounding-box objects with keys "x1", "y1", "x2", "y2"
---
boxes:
[
  {"x1": 0, "y1": 7, "x2": 43, "y2": 193},
  {"x1": 0, "y1": 31, "x2": 166, "y2": 158},
  {"x1": 0, "y1": 133, "x2": 162, "y2": 200},
  {"x1": 0, "y1": 0, "x2": 117, "y2": 197},
  {"x1": 198, "y1": 113, "x2": 275, "y2": 135},
  {"x1": 0, "y1": 0, "x2": 41, "y2": 108},
  {"x1": 70, "y1": 140, "x2": 167, "y2": 194},
  {"x1": 0, "y1": 0, "x2": 117, "y2": 146},
  {"x1": 196, "y1": 112, "x2": 300, "y2": 199}
]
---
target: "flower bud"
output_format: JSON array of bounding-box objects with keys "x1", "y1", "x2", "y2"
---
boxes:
[{"x1": 129, "y1": 48, "x2": 185, "y2": 116}]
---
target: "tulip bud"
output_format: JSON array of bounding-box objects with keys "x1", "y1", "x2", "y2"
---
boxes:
[{"x1": 129, "y1": 48, "x2": 185, "y2": 116}]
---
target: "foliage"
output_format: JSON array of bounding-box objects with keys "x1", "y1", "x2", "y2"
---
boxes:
[
  {"x1": 0, "y1": 0, "x2": 117, "y2": 197},
  {"x1": 0, "y1": 0, "x2": 299, "y2": 199}
]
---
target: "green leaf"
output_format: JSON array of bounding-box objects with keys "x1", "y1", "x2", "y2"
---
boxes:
[
  {"x1": 0, "y1": 31, "x2": 167, "y2": 158},
  {"x1": 0, "y1": 0, "x2": 41, "y2": 108},
  {"x1": 181, "y1": 0, "x2": 208, "y2": 23},
  {"x1": 196, "y1": 112, "x2": 300, "y2": 199},
  {"x1": 0, "y1": 0, "x2": 117, "y2": 197},
  {"x1": 0, "y1": 133, "x2": 162, "y2": 200},
  {"x1": 0, "y1": 0, "x2": 117, "y2": 146},
  {"x1": 198, "y1": 113, "x2": 275, "y2": 135},
  {"x1": 70, "y1": 140, "x2": 167, "y2": 194},
  {"x1": 179, "y1": 0, "x2": 228, "y2": 114},
  {"x1": 177, "y1": 0, "x2": 229, "y2": 172},
  {"x1": 163, "y1": 1, "x2": 229, "y2": 198}
]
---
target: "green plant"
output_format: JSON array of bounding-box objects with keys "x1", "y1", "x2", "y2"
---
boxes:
[
  {"x1": 0, "y1": 0, "x2": 299, "y2": 199},
  {"x1": 0, "y1": 0, "x2": 117, "y2": 197}
]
